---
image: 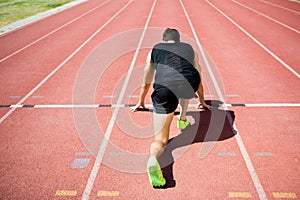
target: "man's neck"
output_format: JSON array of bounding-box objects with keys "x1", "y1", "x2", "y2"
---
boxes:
[{"x1": 165, "y1": 40, "x2": 176, "y2": 43}]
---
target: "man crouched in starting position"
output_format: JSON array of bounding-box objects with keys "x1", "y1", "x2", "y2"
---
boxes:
[{"x1": 131, "y1": 28, "x2": 211, "y2": 187}]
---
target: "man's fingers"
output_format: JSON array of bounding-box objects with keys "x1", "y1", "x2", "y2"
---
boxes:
[
  {"x1": 130, "y1": 106, "x2": 138, "y2": 112},
  {"x1": 197, "y1": 103, "x2": 212, "y2": 110},
  {"x1": 206, "y1": 105, "x2": 212, "y2": 110},
  {"x1": 204, "y1": 104, "x2": 212, "y2": 110},
  {"x1": 197, "y1": 104, "x2": 203, "y2": 109},
  {"x1": 130, "y1": 105, "x2": 145, "y2": 112}
]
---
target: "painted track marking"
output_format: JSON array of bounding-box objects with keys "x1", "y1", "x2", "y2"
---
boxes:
[
  {"x1": 0, "y1": 1, "x2": 133, "y2": 124},
  {"x1": 55, "y1": 190, "x2": 77, "y2": 196},
  {"x1": 259, "y1": 0, "x2": 300, "y2": 15},
  {"x1": 0, "y1": 0, "x2": 112, "y2": 63},
  {"x1": 206, "y1": 0, "x2": 300, "y2": 79},
  {"x1": 233, "y1": 0, "x2": 300, "y2": 34},
  {"x1": 228, "y1": 192, "x2": 252, "y2": 198},
  {"x1": 81, "y1": 0, "x2": 156, "y2": 199},
  {"x1": 180, "y1": 0, "x2": 267, "y2": 199},
  {"x1": 272, "y1": 192, "x2": 297, "y2": 199},
  {"x1": 1, "y1": 103, "x2": 300, "y2": 109},
  {"x1": 97, "y1": 191, "x2": 119, "y2": 197}
]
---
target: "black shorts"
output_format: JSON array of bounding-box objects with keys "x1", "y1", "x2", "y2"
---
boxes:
[{"x1": 151, "y1": 79, "x2": 199, "y2": 114}]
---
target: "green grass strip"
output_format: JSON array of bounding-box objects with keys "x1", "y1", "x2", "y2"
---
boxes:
[{"x1": 0, "y1": 0, "x2": 75, "y2": 27}]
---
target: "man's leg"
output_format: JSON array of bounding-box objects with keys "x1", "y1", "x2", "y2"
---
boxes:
[
  {"x1": 177, "y1": 98, "x2": 190, "y2": 129},
  {"x1": 151, "y1": 112, "x2": 174, "y2": 156},
  {"x1": 147, "y1": 112, "x2": 174, "y2": 187},
  {"x1": 179, "y1": 98, "x2": 189, "y2": 120}
]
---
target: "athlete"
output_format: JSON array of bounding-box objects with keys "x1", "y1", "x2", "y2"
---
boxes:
[{"x1": 130, "y1": 28, "x2": 211, "y2": 187}]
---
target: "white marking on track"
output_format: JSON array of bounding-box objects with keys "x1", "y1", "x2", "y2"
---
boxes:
[
  {"x1": 1, "y1": 103, "x2": 299, "y2": 109},
  {"x1": 31, "y1": 95, "x2": 44, "y2": 99},
  {"x1": 9, "y1": 96, "x2": 21, "y2": 99},
  {"x1": 244, "y1": 103, "x2": 300, "y2": 107},
  {"x1": 102, "y1": 95, "x2": 115, "y2": 98},
  {"x1": 9, "y1": 105, "x2": 23, "y2": 108},
  {"x1": 227, "y1": 94, "x2": 239, "y2": 97},
  {"x1": 35, "y1": 104, "x2": 99, "y2": 108},
  {"x1": 254, "y1": 152, "x2": 273, "y2": 157}
]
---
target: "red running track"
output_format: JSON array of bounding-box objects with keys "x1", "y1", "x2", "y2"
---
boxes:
[{"x1": 0, "y1": 0, "x2": 299, "y2": 199}]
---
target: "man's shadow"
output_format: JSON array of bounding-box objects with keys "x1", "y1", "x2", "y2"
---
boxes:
[{"x1": 155, "y1": 100, "x2": 237, "y2": 189}]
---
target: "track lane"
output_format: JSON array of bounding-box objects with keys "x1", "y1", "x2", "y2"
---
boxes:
[
  {"x1": 259, "y1": 0, "x2": 300, "y2": 15},
  {"x1": 81, "y1": 0, "x2": 157, "y2": 198},
  {"x1": 262, "y1": 0, "x2": 300, "y2": 12},
  {"x1": 181, "y1": 0, "x2": 268, "y2": 199},
  {"x1": 0, "y1": 0, "x2": 113, "y2": 63},
  {"x1": 0, "y1": 108, "x2": 96, "y2": 199},
  {"x1": 233, "y1": 0, "x2": 300, "y2": 31},
  {"x1": 0, "y1": 0, "x2": 147, "y2": 199},
  {"x1": 0, "y1": 0, "x2": 163, "y2": 198},
  {"x1": 233, "y1": 107, "x2": 300, "y2": 198},
  {"x1": 0, "y1": 0, "x2": 111, "y2": 59},
  {"x1": 184, "y1": 0, "x2": 299, "y2": 199},
  {"x1": 184, "y1": 0, "x2": 299, "y2": 104},
  {"x1": 0, "y1": 0, "x2": 131, "y2": 119},
  {"x1": 206, "y1": 0, "x2": 300, "y2": 78}
]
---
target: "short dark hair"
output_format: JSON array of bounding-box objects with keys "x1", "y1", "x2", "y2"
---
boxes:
[{"x1": 162, "y1": 28, "x2": 180, "y2": 42}]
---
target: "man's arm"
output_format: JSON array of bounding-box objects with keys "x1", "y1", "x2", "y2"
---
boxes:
[
  {"x1": 194, "y1": 51, "x2": 211, "y2": 110},
  {"x1": 130, "y1": 50, "x2": 155, "y2": 112}
]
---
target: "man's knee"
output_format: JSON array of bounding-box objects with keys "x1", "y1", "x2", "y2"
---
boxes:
[
  {"x1": 151, "y1": 140, "x2": 167, "y2": 150},
  {"x1": 160, "y1": 138, "x2": 169, "y2": 146}
]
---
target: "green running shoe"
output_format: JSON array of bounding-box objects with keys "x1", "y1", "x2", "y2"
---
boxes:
[
  {"x1": 147, "y1": 157, "x2": 166, "y2": 187},
  {"x1": 177, "y1": 118, "x2": 190, "y2": 130}
]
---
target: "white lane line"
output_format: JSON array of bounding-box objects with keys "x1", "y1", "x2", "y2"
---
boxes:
[
  {"x1": 259, "y1": 0, "x2": 300, "y2": 15},
  {"x1": 1, "y1": 103, "x2": 300, "y2": 108},
  {"x1": 0, "y1": 0, "x2": 112, "y2": 63},
  {"x1": 233, "y1": 0, "x2": 300, "y2": 34},
  {"x1": 0, "y1": 1, "x2": 132, "y2": 125},
  {"x1": 244, "y1": 103, "x2": 300, "y2": 107},
  {"x1": 35, "y1": 104, "x2": 100, "y2": 108},
  {"x1": 81, "y1": 0, "x2": 156, "y2": 199},
  {"x1": 180, "y1": 0, "x2": 268, "y2": 199},
  {"x1": 205, "y1": 0, "x2": 300, "y2": 79}
]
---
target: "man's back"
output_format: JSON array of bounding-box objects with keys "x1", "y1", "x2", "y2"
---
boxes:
[{"x1": 151, "y1": 42, "x2": 199, "y2": 89}]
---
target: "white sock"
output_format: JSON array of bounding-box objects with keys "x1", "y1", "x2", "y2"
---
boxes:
[{"x1": 147, "y1": 155, "x2": 157, "y2": 168}]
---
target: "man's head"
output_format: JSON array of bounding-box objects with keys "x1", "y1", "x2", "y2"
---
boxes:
[{"x1": 162, "y1": 28, "x2": 180, "y2": 42}]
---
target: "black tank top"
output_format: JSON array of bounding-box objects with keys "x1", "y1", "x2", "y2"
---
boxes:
[{"x1": 151, "y1": 42, "x2": 200, "y2": 89}]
